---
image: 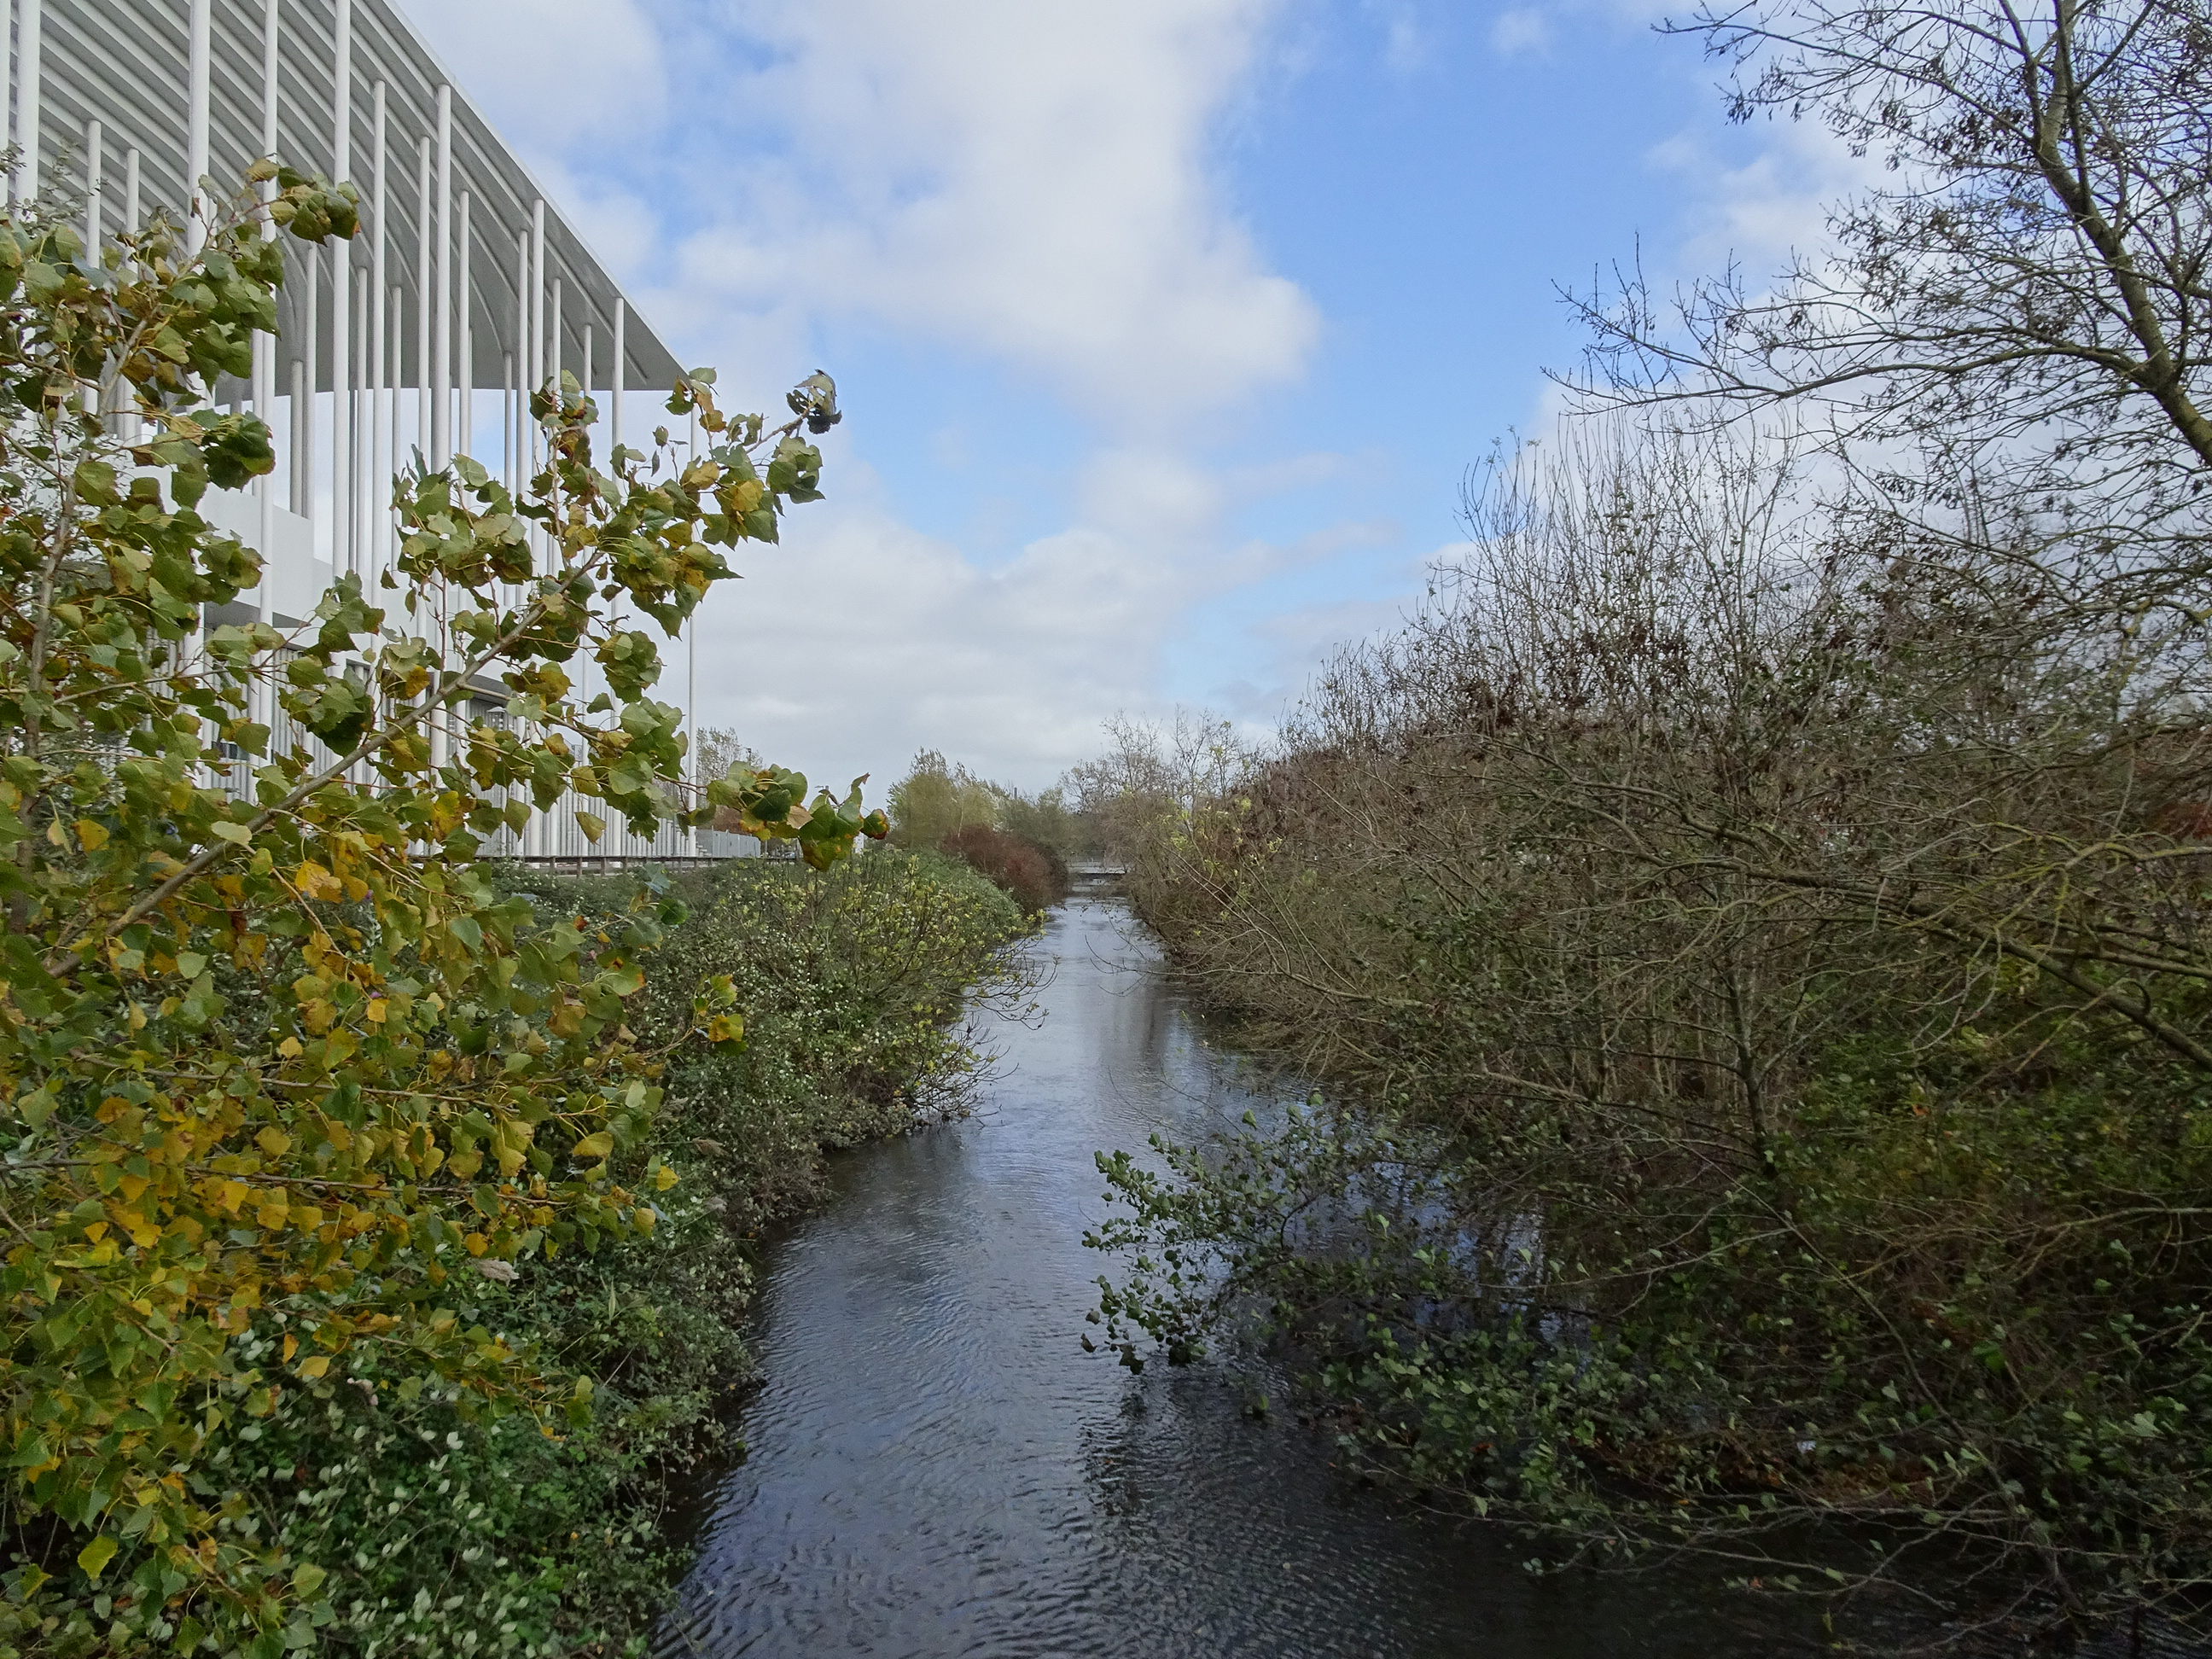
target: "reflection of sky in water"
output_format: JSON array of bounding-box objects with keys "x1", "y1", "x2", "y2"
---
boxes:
[{"x1": 655, "y1": 900, "x2": 1793, "y2": 1659}]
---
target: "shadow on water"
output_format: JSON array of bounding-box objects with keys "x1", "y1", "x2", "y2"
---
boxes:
[{"x1": 654, "y1": 899, "x2": 1814, "y2": 1658}]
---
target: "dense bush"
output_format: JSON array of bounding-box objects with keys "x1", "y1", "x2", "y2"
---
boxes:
[
  {"x1": 1083, "y1": 424, "x2": 2212, "y2": 1646},
  {"x1": 0, "y1": 850, "x2": 1027, "y2": 1657},
  {"x1": 939, "y1": 825, "x2": 1068, "y2": 916},
  {"x1": 1079, "y1": 0, "x2": 2212, "y2": 1616},
  {"x1": 0, "y1": 166, "x2": 893, "y2": 1656}
]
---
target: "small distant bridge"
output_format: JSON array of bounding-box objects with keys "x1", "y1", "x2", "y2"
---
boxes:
[{"x1": 1068, "y1": 862, "x2": 1129, "y2": 899}]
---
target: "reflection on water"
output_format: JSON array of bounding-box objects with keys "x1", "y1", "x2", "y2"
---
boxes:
[{"x1": 656, "y1": 900, "x2": 1780, "y2": 1658}]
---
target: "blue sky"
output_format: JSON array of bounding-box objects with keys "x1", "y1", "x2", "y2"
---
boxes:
[{"x1": 397, "y1": 0, "x2": 1852, "y2": 791}]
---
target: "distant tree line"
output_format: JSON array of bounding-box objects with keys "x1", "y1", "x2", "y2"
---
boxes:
[{"x1": 884, "y1": 749, "x2": 1080, "y2": 915}]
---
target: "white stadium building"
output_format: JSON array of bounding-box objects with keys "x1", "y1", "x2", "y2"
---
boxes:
[{"x1": 8, "y1": 0, "x2": 744, "y2": 864}]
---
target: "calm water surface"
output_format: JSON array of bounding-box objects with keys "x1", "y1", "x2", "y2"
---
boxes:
[{"x1": 655, "y1": 900, "x2": 1783, "y2": 1658}]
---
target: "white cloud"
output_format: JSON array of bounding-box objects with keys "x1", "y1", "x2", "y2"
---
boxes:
[
  {"x1": 687, "y1": 489, "x2": 1390, "y2": 792},
  {"x1": 678, "y1": 2, "x2": 1319, "y2": 427},
  {"x1": 389, "y1": 0, "x2": 1348, "y2": 786},
  {"x1": 1648, "y1": 117, "x2": 1883, "y2": 283},
  {"x1": 407, "y1": 0, "x2": 1318, "y2": 428},
  {"x1": 1490, "y1": 8, "x2": 1556, "y2": 57},
  {"x1": 1362, "y1": 0, "x2": 1430, "y2": 73}
]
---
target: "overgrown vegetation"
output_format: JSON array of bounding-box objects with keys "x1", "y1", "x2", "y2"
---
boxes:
[
  {"x1": 176, "y1": 850, "x2": 1027, "y2": 1659},
  {"x1": 0, "y1": 160, "x2": 1033, "y2": 1659},
  {"x1": 1080, "y1": 1, "x2": 2212, "y2": 1648},
  {"x1": 887, "y1": 751, "x2": 1073, "y2": 913}
]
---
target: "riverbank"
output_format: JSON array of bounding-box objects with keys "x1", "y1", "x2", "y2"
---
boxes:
[{"x1": 210, "y1": 851, "x2": 1031, "y2": 1659}]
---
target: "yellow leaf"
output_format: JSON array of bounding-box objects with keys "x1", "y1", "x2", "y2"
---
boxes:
[
  {"x1": 293, "y1": 861, "x2": 344, "y2": 901},
  {"x1": 257, "y1": 1127, "x2": 291, "y2": 1157},
  {"x1": 571, "y1": 1130, "x2": 614, "y2": 1162},
  {"x1": 74, "y1": 818, "x2": 109, "y2": 851},
  {"x1": 76, "y1": 1536, "x2": 116, "y2": 1580},
  {"x1": 255, "y1": 1198, "x2": 290, "y2": 1231},
  {"x1": 298, "y1": 1355, "x2": 330, "y2": 1380},
  {"x1": 282, "y1": 1334, "x2": 298, "y2": 1361},
  {"x1": 653, "y1": 1164, "x2": 678, "y2": 1191}
]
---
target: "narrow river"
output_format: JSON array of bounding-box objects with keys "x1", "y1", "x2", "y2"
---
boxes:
[{"x1": 655, "y1": 899, "x2": 1769, "y2": 1658}]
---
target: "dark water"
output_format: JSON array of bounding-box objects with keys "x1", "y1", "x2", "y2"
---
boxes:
[{"x1": 655, "y1": 900, "x2": 1788, "y2": 1658}]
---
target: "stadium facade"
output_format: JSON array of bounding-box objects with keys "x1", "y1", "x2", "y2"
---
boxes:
[{"x1": 9, "y1": 0, "x2": 739, "y2": 864}]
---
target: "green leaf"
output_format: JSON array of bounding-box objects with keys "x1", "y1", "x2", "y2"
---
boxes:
[
  {"x1": 75, "y1": 1536, "x2": 116, "y2": 1580},
  {"x1": 573, "y1": 810, "x2": 606, "y2": 845}
]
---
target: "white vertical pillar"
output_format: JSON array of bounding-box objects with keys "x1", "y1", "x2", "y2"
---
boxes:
[
  {"x1": 687, "y1": 407, "x2": 699, "y2": 824},
  {"x1": 302, "y1": 251, "x2": 317, "y2": 539},
  {"x1": 528, "y1": 201, "x2": 544, "y2": 394},
  {"x1": 611, "y1": 299, "x2": 625, "y2": 451},
  {"x1": 513, "y1": 224, "x2": 528, "y2": 490},
  {"x1": 185, "y1": 0, "x2": 210, "y2": 249},
  {"x1": 260, "y1": 0, "x2": 280, "y2": 166},
  {"x1": 122, "y1": 147, "x2": 138, "y2": 234},
  {"x1": 80, "y1": 119, "x2": 100, "y2": 251},
  {"x1": 457, "y1": 190, "x2": 472, "y2": 458},
  {"x1": 502, "y1": 350, "x2": 514, "y2": 491},
  {"x1": 389, "y1": 282, "x2": 402, "y2": 493},
  {"x1": 77, "y1": 120, "x2": 100, "y2": 418},
  {"x1": 415, "y1": 136, "x2": 430, "y2": 460},
  {"x1": 522, "y1": 206, "x2": 547, "y2": 864},
  {"x1": 550, "y1": 277, "x2": 562, "y2": 394},
  {"x1": 370, "y1": 82, "x2": 387, "y2": 589},
  {"x1": 329, "y1": 0, "x2": 352, "y2": 573},
  {"x1": 432, "y1": 85, "x2": 451, "y2": 468},
  {"x1": 352, "y1": 277, "x2": 369, "y2": 574},
  {"x1": 529, "y1": 201, "x2": 545, "y2": 573},
  {"x1": 289, "y1": 358, "x2": 306, "y2": 515},
  {"x1": 12, "y1": 0, "x2": 41, "y2": 203},
  {"x1": 254, "y1": 1, "x2": 277, "y2": 646}
]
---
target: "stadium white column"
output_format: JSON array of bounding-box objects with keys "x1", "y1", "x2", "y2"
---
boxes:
[
  {"x1": 415, "y1": 136, "x2": 429, "y2": 459},
  {"x1": 79, "y1": 119, "x2": 99, "y2": 249},
  {"x1": 12, "y1": 0, "x2": 41, "y2": 203},
  {"x1": 370, "y1": 81, "x2": 387, "y2": 587},
  {"x1": 611, "y1": 300, "x2": 625, "y2": 451},
  {"x1": 457, "y1": 190, "x2": 472, "y2": 457},
  {"x1": 253, "y1": 0, "x2": 280, "y2": 668},
  {"x1": 431, "y1": 85, "x2": 451, "y2": 468},
  {"x1": 511, "y1": 224, "x2": 527, "y2": 486},
  {"x1": 329, "y1": 0, "x2": 352, "y2": 573},
  {"x1": 687, "y1": 408, "x2": 699, "y2": 835},
  {"x1": 301, "y1": 251, "x2": 317, "y2": 537},
  {"x1": 185, "y1": 0, "x2": 209, "y2": 250},
  {"x1": 529, "y1": 200, "x2": 544, "y2": 400}
]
